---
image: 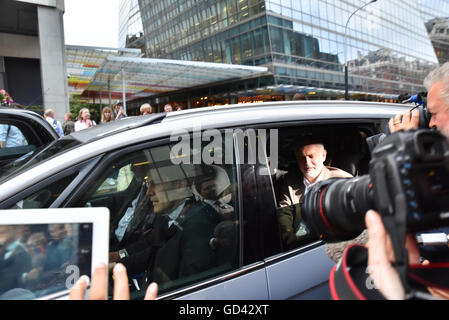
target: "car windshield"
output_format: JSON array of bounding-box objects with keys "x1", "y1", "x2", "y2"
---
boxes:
[{"x1": 0, "y1": 137, "x2": 82, "y2": 183}]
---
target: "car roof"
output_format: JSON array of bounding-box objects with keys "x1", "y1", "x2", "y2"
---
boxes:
[
  {"x1": 0, "y1": 100, "x2": 412, "y2": 200},
  {"x1": 69, "y1": 100, "x2": 411, "y2": 143}
]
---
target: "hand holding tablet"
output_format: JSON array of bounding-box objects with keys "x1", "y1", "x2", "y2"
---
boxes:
[{"x1": 0, "y1": 208, "x2": 109, "y2": 300}]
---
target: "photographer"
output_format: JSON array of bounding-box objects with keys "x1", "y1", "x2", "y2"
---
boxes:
[{"x1": 367, "y1": 62, "x2": 449, "y2": 299}]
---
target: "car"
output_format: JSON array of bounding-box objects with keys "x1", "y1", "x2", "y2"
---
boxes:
[
  {"x1": 0, "y1": 107, "x2": 59, "y2": 171},
  {"x1": 0, "y1": 100, "x2": 411, "y2": 300}
]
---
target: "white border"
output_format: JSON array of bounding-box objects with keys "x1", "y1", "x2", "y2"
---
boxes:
[{"x1": 0, "y1": 208, "x2": 110, "y2": 300}]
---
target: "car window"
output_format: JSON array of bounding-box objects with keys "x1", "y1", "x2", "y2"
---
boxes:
[
  {"x1": 0, "y1": 137, "x2": 81, "y2": 184},
  {"x1": 73, "y1": 133, "x2": 240, "y2": 298},
  {"x1": 8, "y1": 173, "x2": 78, "y2": 209},
  {"x1": 262, "y1": 123, "x2": 375, "y2": 253}
]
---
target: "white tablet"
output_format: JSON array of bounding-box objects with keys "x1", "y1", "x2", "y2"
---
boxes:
[{"x1": 0, "y1": 207, "x2": 109, "y2": 300}]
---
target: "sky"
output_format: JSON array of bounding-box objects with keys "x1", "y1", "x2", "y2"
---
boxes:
[{"x1": 63, "y1": 0, "x2": 119, "y2": 48}]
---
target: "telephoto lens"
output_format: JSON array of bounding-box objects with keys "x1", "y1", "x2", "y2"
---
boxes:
[
  {"x1": 302, "y1": 175, "x2": 373, "y2": 242},
  {"x1": 302, "y1": 129, "x2": 449, "y2": 243}
]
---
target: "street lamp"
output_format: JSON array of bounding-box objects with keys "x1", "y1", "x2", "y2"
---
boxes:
[{"x1": 344, "y1": 0, "x2": 377, "y2": 100}]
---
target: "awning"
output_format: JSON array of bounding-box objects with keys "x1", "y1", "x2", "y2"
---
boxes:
[
  {"x1": 65, "y1": 45, "x2": 269, "y2": 103},
  {"x1": 66, "y1": 45, "x2": 142, "y2": 100}
]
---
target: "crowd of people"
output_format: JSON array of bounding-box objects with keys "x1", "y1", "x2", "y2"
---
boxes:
[
  {"x1": 0, "y1": 223, "x2": 78, "y2": 299},
  {"x1": 56, "y1": 102, "x2": 182, "y2": 135}
]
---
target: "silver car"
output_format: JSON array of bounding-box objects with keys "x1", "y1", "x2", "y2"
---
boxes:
[{"x1": 0, "y1": 101, "x2": 410, "y2": 300}]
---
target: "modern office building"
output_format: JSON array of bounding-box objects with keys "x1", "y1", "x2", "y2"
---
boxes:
[
  {"x1": 0, "y1": 0, "x2": 69, "y2": 119},
  {"x1": 119, "y1": 0, "x2": 449, "y2": 108}
]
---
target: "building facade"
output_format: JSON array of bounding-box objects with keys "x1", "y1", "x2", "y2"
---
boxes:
[
  {"x1": 119, "y1": 0, "x2": 449, "y2": 108},
  {"x1": 0, "y1": 0, "x2": 69, "y2": 119}
]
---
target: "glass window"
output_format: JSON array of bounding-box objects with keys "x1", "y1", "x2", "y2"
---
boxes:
[
  {"x1": 73, "y1": 133, "x2": 240, "y2": 298},
  {"x1": 9, "y1": 173, "x2": 78, "y2": 209},
  {"x1": 268, "y1": 124, "x2": 373, "y2": 252}
]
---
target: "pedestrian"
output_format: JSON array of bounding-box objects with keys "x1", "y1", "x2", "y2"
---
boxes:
[
  {"x1": 101, "y1": 107, "x2": 114, "y2": 124},
  {"x1": 44, "y1": 109, "x2": 64, "y2": 138},
  {"x1": 62, "y1": 112, "x2": 75, "y2": 136},
  {"x1": 140, "y1": 103, "x2": 152, "y2": 115},
  {"x1": 114, "y1": 102, "x2": 127, "y2": 120},
  {"x1": 74, "y1": 108, "x2": 96, "y2": 132}
]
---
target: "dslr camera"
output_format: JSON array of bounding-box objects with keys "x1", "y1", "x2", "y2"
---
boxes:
[{"x1": 303, "y1": 129, "x2": 449, "y2": 242}]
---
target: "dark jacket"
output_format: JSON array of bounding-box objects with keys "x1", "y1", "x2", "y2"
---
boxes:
[
  {"x1": 150, "y1": 201, "x2": 222, "y2": 286},
  {"x1": 0, "y1": 243, "x2": 32, "y2": 295}
]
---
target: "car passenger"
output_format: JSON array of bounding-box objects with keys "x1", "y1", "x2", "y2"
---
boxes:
[
  {"x1": 111, "y1": 174, "x2": 200, "y2": 288},
  {"x1": 192, "y1": 166, "x2": 237, "y2": 266},
  {"x1": 276, "y1": 137, "x2": 353, "y2": 251}
]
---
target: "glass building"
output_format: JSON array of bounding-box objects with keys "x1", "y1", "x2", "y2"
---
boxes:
[{"x1": 119, "y1": 0, "x2": 449, "y2": 108}]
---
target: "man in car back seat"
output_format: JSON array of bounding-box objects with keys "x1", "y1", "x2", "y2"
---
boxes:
[{"x1": 276, "y1": 136, "x2": 360, "y2": 256}]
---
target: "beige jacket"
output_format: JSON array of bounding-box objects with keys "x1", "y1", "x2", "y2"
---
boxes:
[{"x1": 278, "y1": 166, "x2": 353, "y2": 207}]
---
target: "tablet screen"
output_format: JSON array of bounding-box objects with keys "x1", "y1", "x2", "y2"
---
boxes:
[{"x1": 0, "y1": 222, "x2": 93, "y2": 300}]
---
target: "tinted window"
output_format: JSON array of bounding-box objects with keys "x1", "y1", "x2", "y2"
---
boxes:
[
  {"x1": 264, "y1": 124, "x2": 374, "y2": 253},
  {"x1": 0, "y1": 137, "x2": 81, "y2": 183},
  {"x1": 8, "y1": 173, "x2": 78, "y2": 209},
  {"x1": 74, "y1": 133, "x2": 240, "y2": 298}
]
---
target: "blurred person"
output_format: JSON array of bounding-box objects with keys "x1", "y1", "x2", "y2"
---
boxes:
[
  {"x1": 100, "y1": 107, "x2": 114, "y2": 124},
  {"x1": 164, "y1": 104, "x2": 173, "y2": 113},
  {"x1": 109, "y1": 162, "x2": 152, "y2": 260},
  {"x1": 0, "y1": 124, "x2": 26, "y2": 148},
  {"x1": 114, "y1": 102, "x2": 127, "y2": 120},
  {"x1": 0, "y1": 225, "x2": 32, "y2": 295},
  {"x1": 75, "y1": 108, "x2": 96, "y2": 132},
  {"x1": 44, "y1": 109, "x2": 64, "y2": 137},
  {"x1": 140, "y1": 103, "x2": 152, "y2": 115},
  {"x1": 62, "y1": 112, "x2": 75, "y2": 136},
  {"x1": 175, "y1": 106, "x2": 183, "y2": 111},
  {"x1": 45, "y1": 224, "x2": 73, "y2": 270},
  {"x1": 193, "y1": 165, "x2": 234, "y2": 221},
  {"x1": 292, "y1": 93, "x2": 308, "y2": 101}
]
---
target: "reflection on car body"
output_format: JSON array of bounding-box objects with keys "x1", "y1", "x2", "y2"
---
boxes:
[{"x1": 0, "y1": 101, "x2": 412, "y2": 300}]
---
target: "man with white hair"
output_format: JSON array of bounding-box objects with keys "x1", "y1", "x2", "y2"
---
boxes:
[
  {"x1": 277, "y1": 137, "x2": 353, "y2": 253},
  {"x1": 390, "y1": 62, "x2": 449, "y2": 140},
  {"x1": 140, "y1": 103, "x2": 152, "y2": 116}
]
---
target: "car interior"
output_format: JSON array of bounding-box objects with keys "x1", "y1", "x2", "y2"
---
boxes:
[{"x1": 268, "y1": 123, "x2": 378, "y2": 252}]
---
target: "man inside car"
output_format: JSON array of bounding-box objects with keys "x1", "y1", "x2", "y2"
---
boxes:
[{"x1": 276, "y1": 137, "x2": 354, "y2": 255}]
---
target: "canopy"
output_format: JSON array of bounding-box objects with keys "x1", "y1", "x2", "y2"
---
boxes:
[{"x1": 65, "y1": 45, "x2": 268, "y2": 103}]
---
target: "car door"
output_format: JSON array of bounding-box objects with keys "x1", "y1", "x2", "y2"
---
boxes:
[
  {"x1": 59, "y1": 130, "x2": 270, "y2": 300},
  {"x1": 242, "y1": 119, "x2": 385, "y2": 300},
  {"x1": 0, "y1": 110, "x2": 58, "y2": 169}
]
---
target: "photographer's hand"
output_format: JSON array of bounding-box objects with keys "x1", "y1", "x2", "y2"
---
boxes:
[
  {"x1": 365, "y1": 210, "x2": 405, "y2": 299},
  {"x1": 388, "y1": 109, "x2": 420, "y2": 133}
]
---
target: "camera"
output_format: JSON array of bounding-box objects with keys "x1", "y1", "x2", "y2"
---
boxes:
[
  {"x1": 302, "y1": 129, "x2": 449, "y2": 243},
  {"x1": 397, "y1": 92, "x2": 431, "y2": 129}
]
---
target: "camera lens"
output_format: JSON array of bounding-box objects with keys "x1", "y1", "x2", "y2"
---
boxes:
[{"x1": 302, "y1": 175, "x2": 373, "y2": 242}]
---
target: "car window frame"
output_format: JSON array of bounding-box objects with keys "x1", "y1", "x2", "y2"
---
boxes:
[
  {"x1": 63, "y1": 132, "x2": 249, "y2": 299},
  {"x1": 234, "y1": 118, "x2": 385, "y2": 259},
  {"x1": 0, "y1": 156, "x2": 102, "y2": 209}
]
